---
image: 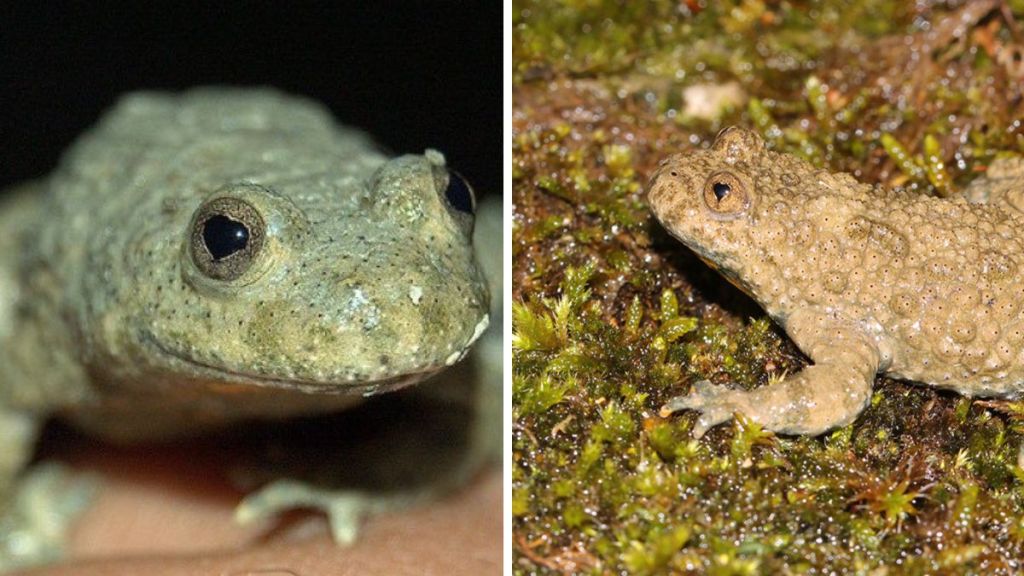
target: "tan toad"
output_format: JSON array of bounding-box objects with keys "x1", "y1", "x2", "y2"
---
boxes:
[{"x1": 649, "y1": 127, "x2": 1024, "y2": 439}]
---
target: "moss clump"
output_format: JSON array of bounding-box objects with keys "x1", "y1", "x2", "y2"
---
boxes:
[{"x1": 513, "y1": 1, "x2": 1024, "y2": 573}]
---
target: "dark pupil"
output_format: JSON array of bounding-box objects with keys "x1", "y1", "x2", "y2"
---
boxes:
[
  {"x1": 712, "y1": 182, "x2": 731, "y2": 201},
  {"x1": 202, "y1": 215, "x2": 249, "y2": 260},
  {"x1": 445, "y1": 172, "x2": 474, "y2": 214}
]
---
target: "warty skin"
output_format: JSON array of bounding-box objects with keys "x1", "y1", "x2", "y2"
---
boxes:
[{"x1": 649, "y1": 127, "x2": 1024, "y2": 438}]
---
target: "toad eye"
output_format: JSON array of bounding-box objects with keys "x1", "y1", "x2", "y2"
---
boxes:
[
  {"x1": 712, "y1": 181, "x2": 731, "y2": 201},
  {"x1": 203, "y1": 215, "x2": 250, "y2": 259},
  {"x1": 444, "y1": 170, "x2": 475, "y2": 215},
  {"x1": 189, "y1": 197, "x2": 265, "y2": 281},
  {"x1": 702, "y1": 171, "x2": 750, "y2": 219}
]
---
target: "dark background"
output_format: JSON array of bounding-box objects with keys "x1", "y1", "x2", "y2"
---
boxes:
[{"x1": 0, "y1": 3, "x2": 502, "y2": 197}]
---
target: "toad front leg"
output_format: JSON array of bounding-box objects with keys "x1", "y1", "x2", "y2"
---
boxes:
[
  {"x1": 0, "y1": 410, "x2": 96, "y2": 572},
  {"x1": 233, "y1": 368, "x2": 495, "y2": 544},
  {"x1": 662, "y1": 312, "x2": 882, "y2": 437}
]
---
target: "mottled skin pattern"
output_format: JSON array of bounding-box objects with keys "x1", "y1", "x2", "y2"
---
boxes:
[
  {"x1": 0, "y1": 88, "x2": 491, "y2": 568},
  {"x1": 649, "y1": 127, "x2": 1024, "y2": 438}
]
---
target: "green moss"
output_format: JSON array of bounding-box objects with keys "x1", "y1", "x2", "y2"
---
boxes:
[
  {"x1": 621, "y1": 524, "x2": 691, "y2": 575},
  {"x1": 514, "y1": 0, "x2": 1024, "y2": 573},
  {"x1": 513, "y1": 0, "x2": 910, "y2": 86}
]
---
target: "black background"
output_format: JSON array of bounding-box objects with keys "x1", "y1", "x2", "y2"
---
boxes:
[{"x1": 0, "y1": 3, "x2": 502, "y2": 197}]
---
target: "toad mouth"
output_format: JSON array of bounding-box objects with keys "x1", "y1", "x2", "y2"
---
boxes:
[{"x1": 141, "y1": 330, "x2": 447, "y2": 397}]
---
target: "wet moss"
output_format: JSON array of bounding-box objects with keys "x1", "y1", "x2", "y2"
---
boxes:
[{"x1": 514, "y1": 1, "x2": 1024, "y2": 573}]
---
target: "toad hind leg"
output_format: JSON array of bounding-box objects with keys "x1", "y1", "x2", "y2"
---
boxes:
[{"x1": 662, "y1": 314, "x2": 881, "y2": 437}]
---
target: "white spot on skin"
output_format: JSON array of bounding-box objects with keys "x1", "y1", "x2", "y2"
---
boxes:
[
  {"x1": 444, "y1": 315, "x2": 489, "y2": 366},
  {"x1": 340, "y1": 287, "x2": 380, "y2": 330},
  {"x1": 409, "y1": 285, "x2": 423, "y2": 305},
  {"x1": 467, "y1": 314, "x2": 490, "y2": 347}
]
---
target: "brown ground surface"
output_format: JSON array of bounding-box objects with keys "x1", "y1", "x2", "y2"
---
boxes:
[{"x1": 14, "y1": 435, "x2": 501, "y2": 576}]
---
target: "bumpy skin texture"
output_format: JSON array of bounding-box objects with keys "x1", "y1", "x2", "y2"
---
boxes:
[
  {"x1": 0, "y1": 88, "x2": 488, "y2": 438},
  {"x1": 0, "y1": 88, "x2": 491, "y2": 568},
  {"x1": 649, "y1": 127, "x2": 1024, "y2": 437}
]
